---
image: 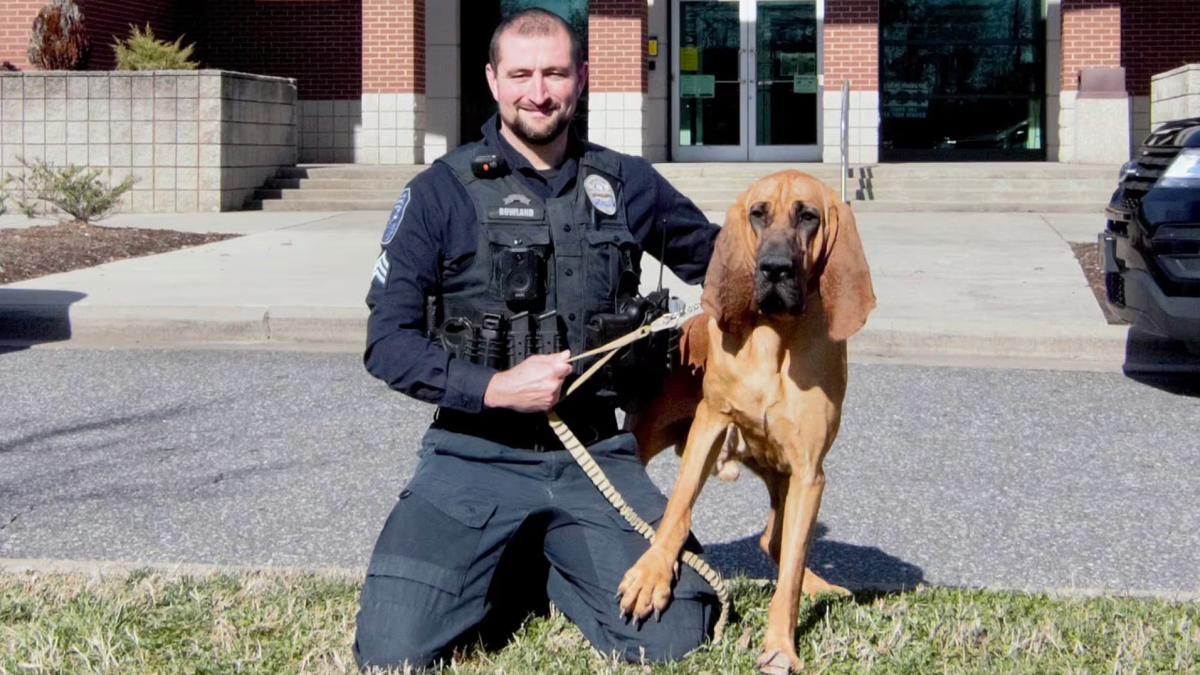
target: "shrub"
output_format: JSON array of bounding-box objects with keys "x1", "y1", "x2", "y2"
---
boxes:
[
  {"x1": 114, "y1": 24, "x2": 198, "y2": 71},
  {"x1": 27, "y1": 0, "x2": 89, "y2": 71},
  {"x1": 3, "y1": 157, "x2": 137, "y2": 224}
]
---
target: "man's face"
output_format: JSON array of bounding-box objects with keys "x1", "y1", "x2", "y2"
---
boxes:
[{"x1": 486, "y1": 28, "x2": 587, "y2": 146}]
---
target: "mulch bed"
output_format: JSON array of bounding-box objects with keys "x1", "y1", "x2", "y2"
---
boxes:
[
  {"x1": 1069, "y1": 241, "x2": 1127, "y2": 326},
  {"x1": 0, "y1": 221, "x2": 239, "y2": 286}
]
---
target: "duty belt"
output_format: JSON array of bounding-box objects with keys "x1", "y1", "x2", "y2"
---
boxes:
[{"x1": 431, "y1": 403, "x2": 618, "y2": 452}]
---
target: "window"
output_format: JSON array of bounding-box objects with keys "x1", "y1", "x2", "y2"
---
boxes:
[{"x1": 879, "y1": 0, "x2": 1046, "y2": 161}]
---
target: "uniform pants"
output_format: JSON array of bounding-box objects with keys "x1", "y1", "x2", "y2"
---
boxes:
[{"x1": 353, "y1": 428, "x2": 718, "y2": 671}]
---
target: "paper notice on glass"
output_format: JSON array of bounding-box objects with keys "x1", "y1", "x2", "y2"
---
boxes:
[
  {"x1": 779, "y1": 52, "x2": 800, "y2": 76},
  {"x1": 681, "y1": 74, "x2": 716, "y2": 98},
  {"x1": 797, "y1": 53, "x2": 817, "y2": 73},
  {"x1": 679, "y1": 47, "x2": 699, "y2": 72},
  {"x1": 793, "y1": 74, "x2": 817, "y2": 94}
]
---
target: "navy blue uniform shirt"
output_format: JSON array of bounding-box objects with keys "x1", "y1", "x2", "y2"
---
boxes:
[{"x1": 364, "y1": 115, "x2": 720, "y2": 413}]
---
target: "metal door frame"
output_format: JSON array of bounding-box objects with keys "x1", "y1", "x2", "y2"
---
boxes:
[{"x1": 670, "y1": 0, "x2": 823, "y2": 162}]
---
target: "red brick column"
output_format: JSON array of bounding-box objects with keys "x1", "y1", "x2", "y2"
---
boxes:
[
  {"x1": 1059, "y1": 0, "x2": 1125, "y2": 163},
  {"x1": 361, "y1": 0, "x2": 425, "y2": 163},
  {"x1": 589, "y1": 0, "x2": 646, "y2": 94},
  {"x1": 824, "y1": 0, "x2": 878, "y2": 92},
  {"x1": 823, "y1": 0, "x2": 879, "y2": 163},
  {"x1": 589, "y1": 1, "x2": 647, "y2": 156},
  {"x1": 1061, "y1": 0, "x2": 1121, "y2": 92},
  {"x1": 0, "y1": 1, "x2": 45, "y2": 70}
]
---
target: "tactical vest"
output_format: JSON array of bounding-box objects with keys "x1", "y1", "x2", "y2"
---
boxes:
[
  {"x1": 436, "y1": 141, "x2": 640, "y2": 357},
  {"x1": 429, "y1": 138, "x2": 676, "y2": 414}
]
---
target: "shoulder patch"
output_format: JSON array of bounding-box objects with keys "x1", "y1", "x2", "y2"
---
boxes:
[{"x1": 381, "y1": 188, "x2": 411, "y2": 245}]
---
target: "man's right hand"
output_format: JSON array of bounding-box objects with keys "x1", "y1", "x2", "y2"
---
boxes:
[{"x1": 483, "y1": 351, "x2": 573, "y2": 412}]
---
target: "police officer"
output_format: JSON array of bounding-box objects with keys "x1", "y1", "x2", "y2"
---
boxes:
[{"x1": 355, "y1": 8, "x2": 722, "y2": 670}]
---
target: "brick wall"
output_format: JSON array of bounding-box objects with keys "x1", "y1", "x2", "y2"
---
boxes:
[
  {"x1": 1061, "y1": 0, "x2": 1121, "y2": 91},
  {"x1": 589, "y1": 0, "x2": 646, "y2": 94},
  {"x1": 179, "y1": 0, "x2": 360, "y2": 100},
  {"x1": 362, "y1": 0, "x2": 423, "y2": 95},
  {"x1": 825, "y1": 0, "x2": 878, "y2": 91},
  {"x1": 1123, "y1": 0, "x2": 1200, "y2": 97},
  {"x1": 0, "y1": 1, "x2": 43, "y2": 70},
  {"x1": 81, "y1": 0, "x2": 176, "y2": 70},
  {"x1": 1, "y1": 1, "x2": 176, "y2": 72}
]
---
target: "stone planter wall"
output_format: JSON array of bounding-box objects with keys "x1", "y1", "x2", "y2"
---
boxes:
[
  {"x1": 0, "y1": 70, "x2": 297, "y2": 213},
  {"x1": 1151, "y1": 64, "x2": 1200, "y2": 129}
]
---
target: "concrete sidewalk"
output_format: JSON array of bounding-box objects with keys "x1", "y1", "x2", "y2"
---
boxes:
[{"x1": 0, "y1": 208, "x2": 1157, "y2": 367}]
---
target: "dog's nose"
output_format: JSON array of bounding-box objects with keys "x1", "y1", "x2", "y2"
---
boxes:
[{"x1": 758, "y1": 256, "x2": 793, "y2": 283}]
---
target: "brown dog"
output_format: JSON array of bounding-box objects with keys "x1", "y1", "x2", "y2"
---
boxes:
[{"x1": 618, "y1": 170, "x2": 876, "y2": 673}]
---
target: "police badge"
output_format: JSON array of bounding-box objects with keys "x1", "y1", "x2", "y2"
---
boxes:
[{"x1": 583, "y1": 174, "x2": 617, "y2": 216}]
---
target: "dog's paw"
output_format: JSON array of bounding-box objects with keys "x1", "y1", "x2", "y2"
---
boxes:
[
  {"x1": 801, "y1": 569, "x2": 851, "y2": 598},
  {"x1": 616, "y1": 547, "x2": 676, "y2": 622},
  {"x1": 756, "y1": 645, "x2": 803, "y2": 674}
]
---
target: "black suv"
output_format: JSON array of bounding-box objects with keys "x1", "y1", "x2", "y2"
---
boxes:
[{"x1": 1100, "y1": 117, "x2": 1200, "y2": 351}]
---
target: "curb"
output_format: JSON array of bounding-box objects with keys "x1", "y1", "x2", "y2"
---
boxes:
[
  {"x1": 851, "y1": 319, "x2": 1131, "y2": 363},
  {"x1": 4, "y1": 557, "x2": 1199, "y2": 604},
  {"x1": 0, "y1": 304, "x2": 369, "y2": 346},
  {"x1": 0, "y1": 557, "x2": 364, "y2": 579},
  {"x1": 6, "y1": 304, "x2": 1197, "y2": 370}
]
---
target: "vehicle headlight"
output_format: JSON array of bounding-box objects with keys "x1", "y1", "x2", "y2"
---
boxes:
[
  {"x1": 1157, "y1": 148, "x2": 1200, "y2": 188},
  {"x1": 1118, "y1": 160, "x2": 1137, "y2": 180}
]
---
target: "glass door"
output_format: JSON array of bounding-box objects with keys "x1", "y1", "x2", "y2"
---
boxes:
[{"x1": 672, "y1": 0, "x2": 821, "y2": 162}]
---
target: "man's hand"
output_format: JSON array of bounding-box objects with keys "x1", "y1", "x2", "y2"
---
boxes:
[{"x1": 483, "y1": 351, "x2": 572, "y2": 412}]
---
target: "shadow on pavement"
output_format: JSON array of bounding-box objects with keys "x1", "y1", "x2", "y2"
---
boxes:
[
  {"x1": 1122, "y1": 328, "x2": 1200, "y2": 396},
  {"x1": 703, "y1": 523, "x2": 926, "y2": 592},
  {"x1": 0, "y1": 289, "x2": 86, "y2": 353}
]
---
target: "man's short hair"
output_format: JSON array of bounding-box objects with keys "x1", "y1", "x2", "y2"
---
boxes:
[{"x1": 489, "y1": 8, "x2": 586, "y2": 71}]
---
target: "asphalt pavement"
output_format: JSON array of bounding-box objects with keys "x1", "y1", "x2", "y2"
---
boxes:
[{"x1": 3, "y1": 347, "x2": 1198, "y2": 595}]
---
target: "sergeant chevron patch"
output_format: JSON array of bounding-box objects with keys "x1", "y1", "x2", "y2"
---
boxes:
[{"x1": 372, "y1": 252, "x2": 390, "y2": 286}]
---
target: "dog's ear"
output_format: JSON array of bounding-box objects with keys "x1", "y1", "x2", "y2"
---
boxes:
[
  {"x1": 678, "y1": 314, "x2": 710, "y2": 373},
  {"x1": 820, "y1": 194, "x2": 876, "y2": 342},
  {"x1": 701, "y1": 200, "x2": 758, "y2": 334}
]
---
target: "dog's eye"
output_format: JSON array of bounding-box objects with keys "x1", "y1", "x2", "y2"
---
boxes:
[
  {"x1": 800, "y1": 211, "x2": 818, "y2": 222},
  {"x1": 748, "y1": 202, "x2": 770, "y2": 229}
]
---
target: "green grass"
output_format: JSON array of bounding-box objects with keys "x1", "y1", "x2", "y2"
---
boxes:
[{"x1": 1, "y1": 570, "x2": 1197, "y2": 674}]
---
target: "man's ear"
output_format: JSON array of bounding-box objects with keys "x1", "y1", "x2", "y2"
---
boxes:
[
  {"x1": 577, "y1": 60, "x2": 589, "y2": 92},
  {"x1": 486, "y1": 62, "x2": 500, "y2": 102}
]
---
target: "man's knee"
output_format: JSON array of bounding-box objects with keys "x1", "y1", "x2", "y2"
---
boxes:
[
  {"x1": 353, "y1": 575, "x2": 468, "y2": 672},
  {"x1": 353, "y1": 601, "x2": 440, "y2": 671},
  {"x1": 605, "y1": 595, "x2": 717, "y2": 663},
  {"x1": 353, "y1": 625, "x2": 438, "y2": 672}
]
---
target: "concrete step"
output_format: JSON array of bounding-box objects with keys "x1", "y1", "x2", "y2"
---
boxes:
[
  {"x1": 245, "y1": 195, "x2": 1105, "y2": 214},
  {"x1": 855, "y1": 189, "x2": 1114, "y2": 201},
  {"x1": 655, "y1": 162, "x2": 1117, "y2": 180},
  {"x1": 247, "y1": 198, "x2": 399, "y2": 211},
  {"x1": 274, "y1": 166, "x2": 429, "y2": 181},
  {"x1": 690, "y1": 199, "x2": 1106, "y2": 214},
  {"x1": 852, "y1": 177, "x2": 1115, "y2": 187},
  {"x1": 266, "y1": 178, "x2": 410, "y2": 191},
  {"x1": 259, "y1": 189, "x2": 408, "y2": 201},
  {"x1": 848, "y1": 200, "x2": 1107, "y2": 213}
]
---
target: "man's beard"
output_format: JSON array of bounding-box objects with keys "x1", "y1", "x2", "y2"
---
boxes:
[{"x1": 506, "y1": 106, "x2": 573, "y2": 146}]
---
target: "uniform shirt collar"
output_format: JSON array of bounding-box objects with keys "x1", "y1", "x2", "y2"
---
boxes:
[{"x1": 480, "y1": 113, "x2": 584, "y2": 198}]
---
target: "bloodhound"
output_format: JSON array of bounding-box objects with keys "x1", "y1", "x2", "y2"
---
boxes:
[{"x1": 619, "y1": 170, "x2": 876, "y2": 674}]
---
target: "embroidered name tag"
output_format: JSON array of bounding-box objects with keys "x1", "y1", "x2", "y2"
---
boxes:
[{"x1": 489, "y1": 194, "x2": 544, "y2": 220}]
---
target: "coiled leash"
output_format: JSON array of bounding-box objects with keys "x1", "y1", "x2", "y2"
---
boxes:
[{"x1": 544, "y1": 303, "x2": 730, "y2": 643}]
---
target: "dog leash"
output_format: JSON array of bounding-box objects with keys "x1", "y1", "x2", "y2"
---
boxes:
[{"x1": 545, "y1": 303, "x2": 731, "y2": 643}]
